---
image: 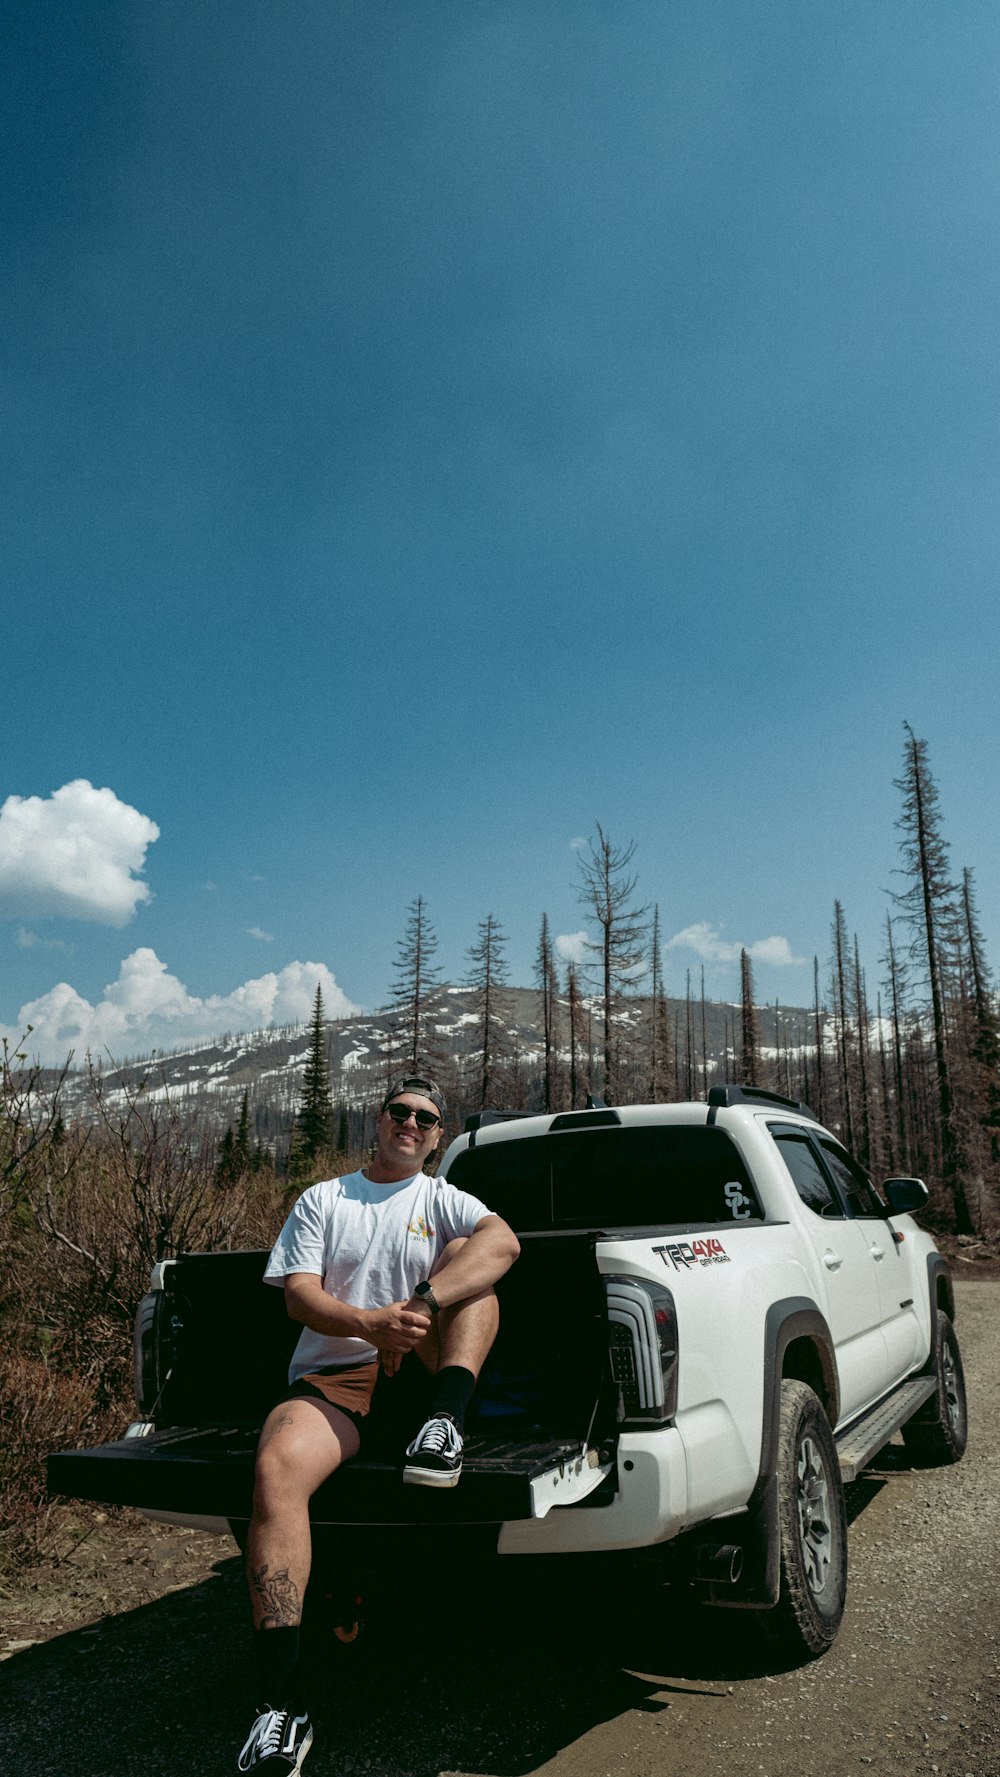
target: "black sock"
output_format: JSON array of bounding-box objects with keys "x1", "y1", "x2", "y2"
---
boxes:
[
  {"x1": 430, "y1": 1364, "x2": 476, "y2": 1432},
  {"x1": 253, "y1": 1624, "x2": 302, "y2": 1711}
]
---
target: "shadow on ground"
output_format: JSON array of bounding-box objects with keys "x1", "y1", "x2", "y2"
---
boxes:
[{"x1": 0, "y1": 1471, "x2": 897, "y2": 1777}]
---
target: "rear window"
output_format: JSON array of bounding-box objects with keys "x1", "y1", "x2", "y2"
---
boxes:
[{"x1": 447, "y1": 1124, "x2": 761, "y2": 1232}]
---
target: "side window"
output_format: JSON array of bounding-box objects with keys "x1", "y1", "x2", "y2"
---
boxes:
[
  {"x1": 818, "y1": 1142, "x2": 885, "y2": 1218},
  {"x1": 773, "y1": 1133, "x2": 843, "y2": 1218}
]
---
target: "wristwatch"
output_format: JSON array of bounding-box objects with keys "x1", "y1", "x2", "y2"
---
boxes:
[{"x1": 414, "y1": 1281, "x2": 440, "y2": 1314}]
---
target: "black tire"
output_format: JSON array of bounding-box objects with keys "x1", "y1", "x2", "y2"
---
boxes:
[
  {"x1": 901, "y1": 1310, "x2": 968, "y2": 1466},
  {"x1": 768, "y1": 1380, "x2": 847, "y2": 1659}
]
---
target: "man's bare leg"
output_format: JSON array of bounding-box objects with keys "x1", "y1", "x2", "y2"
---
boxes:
[
  {"x1": 403, "y1": 1239, "x2": 499, "y2": 1485},
  {"x1": 241, "y1": 1394, "x2": 360, "y2": 1733},
  {"x1": 431, "y1": 1235, "x2": 500, "y2": 1376},
  {"x1": 247, "y1": 1396, "x2": 359, "y2": 1629}
]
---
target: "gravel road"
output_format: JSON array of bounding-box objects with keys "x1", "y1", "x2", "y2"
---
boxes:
[{"x1": 2, "y1": 1279, "x2": 997, "y2": 1777}]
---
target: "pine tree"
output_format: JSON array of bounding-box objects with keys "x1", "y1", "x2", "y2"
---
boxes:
[
  {"x1": 959, "y1": 867, "x2": 1000, "y2": 1141},
  {"x1": 390, "y1": 895, "x2": 441, "y2": 1074},
  {"x1": 830, "y1": 900, "x2": 855, "y2": 1148},
  {"x1": 852, "y1": 935, "x2": 873, "y2": 1171},
  {"x1": 739, "y1": 949, "x2": 760, "y2": 1088},
  {"x1": 812, "y1": 956, "x2": 826, "y2": 1123},
  {"x1": 235, "y1": 1088, "x2": 252, "y2": 1171},
  {"x1": 535, "y1": 914, "x2": 559, "y2": 1113},
  {"x1": 875, "y1": 991, "x2": 896, "y2": 1174},
  {"x1": 892, "y1": 725, "x2": 971, "y2": 1231},
  {"x1": 289, "y1": 985, "x2": 336, "y2": 1180},
  {"x1": 646, "y1": 905, "x2": 672, "y2": 1101},
  {"x1": 566, "y1": 960, "x2": 585, "y2": 1110},
  {"x1": 466, "y1": 914, "x2": 510, "y2": 1110},
  {"x1": 881, "y1": 916, "x2": 910, "y2": 1165},
  {"x1": 215, "y1": 1087, "x2": 252, "y2": 1187},
  {"x1": 214, "y1": 1124, "x2": 237, "y2": 1187},
  {"x1": 575, "y1": 825, "x2": 648, "y2": 1103}
]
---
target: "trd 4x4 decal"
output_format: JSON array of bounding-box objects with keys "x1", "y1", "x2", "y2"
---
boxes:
[{"x1": 653, "y1": 1237, "x2": 730, "y2": 1271}]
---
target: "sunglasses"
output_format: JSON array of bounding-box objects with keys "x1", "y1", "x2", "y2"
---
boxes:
[{"x1": 385, "y1": 1102, "x2": 441, "y2": 1130}]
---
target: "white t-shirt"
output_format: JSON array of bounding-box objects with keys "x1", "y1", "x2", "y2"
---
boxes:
[{"x1": 264, "y1": 1168, "x2": 493, "y2": 1381}]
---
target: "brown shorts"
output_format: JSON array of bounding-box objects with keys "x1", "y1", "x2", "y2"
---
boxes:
[
  {"x1": 281, "y1": 1353, "x2": 435, "y2": 1448},
  {"x1": 287, "y1": 1361, "x2": 380, "y2": 1420}
]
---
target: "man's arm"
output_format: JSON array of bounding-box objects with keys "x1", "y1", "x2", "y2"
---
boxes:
[
  {"x1": 283, "y1": 1273, "x2": 433, "y2": 1354},
  {"x1": 282, "y1": 1215, "x2": 519, "y2": 1350},
  {"x1": 417, "y1": 1213, "x2": 520, "y2": 1309}
]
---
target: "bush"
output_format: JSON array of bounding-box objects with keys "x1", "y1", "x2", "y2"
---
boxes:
[
  {"x1": 0, "y1": 1059, "x2": 290, "y2": 1572},
  {"x1": 0, "y1": 1352, "x2": 125, "y2": 1570}
]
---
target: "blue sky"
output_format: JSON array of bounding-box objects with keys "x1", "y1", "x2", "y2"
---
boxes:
[{"x1": 3, "y1": 2, "x2": 999, "y2": 1062}]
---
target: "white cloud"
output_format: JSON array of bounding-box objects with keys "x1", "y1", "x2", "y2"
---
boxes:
[
  {"x1": 0, "y1": 781, "x2": 159, "y2": 927},
  {"x1": 16, "y1": 926, "x2": 70, "y2": 952},
  {"x1": 555, "y1": 929, "x2": 590, "y2": 963},
  {"x1": 568, "y1": 836, "x2": 587, "y2": 852},
  {"x1": 244, "y1": 926, "x2": 275, "y2": 942},
  {"x1": 2, "y1": 950, "x2": 360, "y2": 1063},
  {"x1": 667, "y1": 922, "x2": 805, "y2": 968},
  {"x1": 747, "y1": 935, "x2": 806, "y2": 967}
]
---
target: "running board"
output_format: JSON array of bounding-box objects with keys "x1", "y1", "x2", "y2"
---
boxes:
[{"x1": 835, "y1": 1375, "x2": 936, "y2": 1482}]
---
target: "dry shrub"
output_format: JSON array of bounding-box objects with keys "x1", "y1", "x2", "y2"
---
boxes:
[
  {"x1": 0, "y1": 1351, "x2": 126, "y2": 1570},
  {"x1": 0, "y1": 1061, "x2": 290, "y2": 1572}
]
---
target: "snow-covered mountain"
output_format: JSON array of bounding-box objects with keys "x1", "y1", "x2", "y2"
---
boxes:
[{"x1": 46, "y1": 983, "x2": 816, "y2": 1151}]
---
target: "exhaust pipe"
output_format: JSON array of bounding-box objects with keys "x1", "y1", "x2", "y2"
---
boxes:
[{"x1": 691, "y1": 1542, "x2": 744, "y2": 1585}]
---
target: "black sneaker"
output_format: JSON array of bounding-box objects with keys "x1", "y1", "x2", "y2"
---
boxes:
[
  {"x1": 403, "y1": 1411, "x2": 464, "y2": 1487},
  {"x1": 237, "y1": 1706, "x2": 314, "y2": 1772}
]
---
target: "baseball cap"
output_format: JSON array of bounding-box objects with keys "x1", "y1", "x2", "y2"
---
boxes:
[{"x1": 380, "y1": 1075, "x2": 447, "y2": 1120}]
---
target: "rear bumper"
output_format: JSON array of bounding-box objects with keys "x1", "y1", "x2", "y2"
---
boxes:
[{"x1": 499, "y1": 1426, "x2": 688, "y2": 1553}]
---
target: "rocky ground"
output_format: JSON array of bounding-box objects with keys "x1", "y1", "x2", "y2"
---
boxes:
[{"x1": 1, "y1": 1279, "x2": 997, "y2": 1777}]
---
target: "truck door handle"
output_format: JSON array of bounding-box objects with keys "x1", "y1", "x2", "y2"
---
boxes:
[
  {"x1": 822, "y1": 1251, "x2": 842, "y2": 1271},
  {"x1": 869, "y1": 1244, "x2": 885, "y2": 1261}
]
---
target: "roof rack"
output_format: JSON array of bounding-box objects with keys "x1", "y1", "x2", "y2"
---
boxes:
[{"x1": 707, "y1": 1084, "x2": 820, "y2": 1122}]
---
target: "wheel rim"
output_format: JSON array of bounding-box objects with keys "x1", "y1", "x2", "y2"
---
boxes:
[
  {"x1": 942, "y1": 1338, "x2": 962, "y2": 1431},
  {"x1": 796, "y1": 1434, "x2": 833, "y2": 1595}
]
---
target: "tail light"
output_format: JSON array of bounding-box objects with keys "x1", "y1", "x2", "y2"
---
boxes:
[
  {"x1": 133, "y1": 1290, "x2": 167, "y2": 1414},
  {"x1": 133, "y1": 1268, "x2": 185, "y2": 1417},
  {"x1": 605, "y1": 1276, "x2": 678, "y2": 1427}
]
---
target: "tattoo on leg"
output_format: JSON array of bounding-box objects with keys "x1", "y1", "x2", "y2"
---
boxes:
[
  {"x1": 259, "y1": 1412, "x2": 296, "y2": 1455},
  {"x1": 250, "y1": 1562, "x2": 302, "y2": 1627}
]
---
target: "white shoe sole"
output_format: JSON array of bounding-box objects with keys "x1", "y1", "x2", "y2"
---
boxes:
[{"x1": 402, "y1": 1462, "x2": 462, "y2": 1488}]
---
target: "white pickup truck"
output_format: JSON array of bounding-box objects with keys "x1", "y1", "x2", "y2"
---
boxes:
[{"x1": 48, "y1": 1085, "x2": 967, "y2": 1661}]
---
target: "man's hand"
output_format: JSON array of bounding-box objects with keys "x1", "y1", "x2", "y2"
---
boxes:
[{"x1": 364, "y1": 1300, "x2": 432, "y2": 1376}]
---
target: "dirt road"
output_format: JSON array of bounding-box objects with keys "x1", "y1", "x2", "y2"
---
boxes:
[{"x1": 2, "y1": 1279, "x2": 997, "y2": 1777}]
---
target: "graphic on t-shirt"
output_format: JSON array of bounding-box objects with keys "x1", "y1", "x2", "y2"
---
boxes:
[{"x1": 407, "y1": 1216, "x2": 435, "y2": 1240}]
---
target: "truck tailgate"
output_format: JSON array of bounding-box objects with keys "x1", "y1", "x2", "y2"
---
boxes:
[{"x1": 48, "y1": 1428, "x2": 613, "y2": 1526}]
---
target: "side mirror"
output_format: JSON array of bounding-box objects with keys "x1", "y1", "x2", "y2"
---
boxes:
[{"x1": 883, "y1": 1177, "x2": 929, "y2": 1215}]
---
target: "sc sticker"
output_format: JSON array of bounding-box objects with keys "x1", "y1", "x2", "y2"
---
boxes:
[{"x1": 724, "y1": 1181, "x2": 752, "y2": 1220}]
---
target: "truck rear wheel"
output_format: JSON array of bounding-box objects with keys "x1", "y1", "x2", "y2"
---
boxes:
[
  {"x1": 769, "y1": 1379, "x2": 847, "y2": 1659},
  {"x1": 901, "y1": 1310, "x2": 968, "y2": 1466}
]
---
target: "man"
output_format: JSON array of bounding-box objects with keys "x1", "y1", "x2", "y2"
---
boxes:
[{"x1": 236, "y1": 1076, "x2": 520, "y2": 1774}]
